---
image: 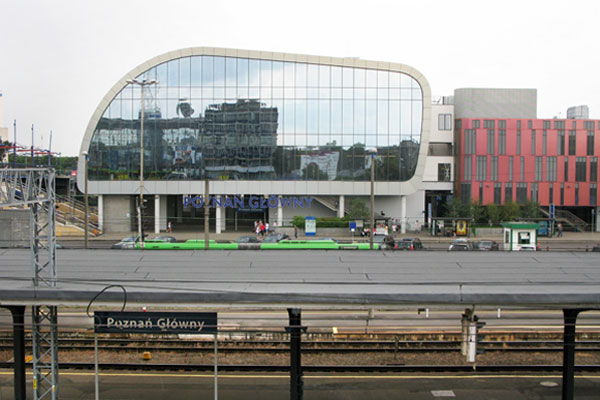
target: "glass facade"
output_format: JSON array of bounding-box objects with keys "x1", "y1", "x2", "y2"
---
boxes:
[{"x1": 88, "y1": 55, "x2": 423, "y2": 182}]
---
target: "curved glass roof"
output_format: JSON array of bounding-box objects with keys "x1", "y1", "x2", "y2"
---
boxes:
[{"x1": 88, "y1": 55, "x2": 423, "y2": 182}]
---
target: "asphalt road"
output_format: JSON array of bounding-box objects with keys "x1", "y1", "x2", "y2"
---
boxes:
[{"x1": 1, "y1": 371, "x2": 599, "y2": 399}]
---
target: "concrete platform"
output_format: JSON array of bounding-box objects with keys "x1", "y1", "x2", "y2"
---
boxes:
[{"x1": 0, "y1": 249, "x2": 599, "y2": 309}]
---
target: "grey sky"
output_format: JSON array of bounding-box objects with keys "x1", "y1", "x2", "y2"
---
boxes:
[{"x1": 1, "y1": 0, "x2": 599, "y2": 156}]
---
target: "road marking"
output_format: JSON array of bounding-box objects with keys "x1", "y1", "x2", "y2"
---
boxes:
[{"x1": 431, "y1": 390, "x2": 455, "y2": 397}]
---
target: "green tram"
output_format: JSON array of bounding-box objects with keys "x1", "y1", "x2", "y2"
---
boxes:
[{"x1": 137, "y1": 239, "x2": 376, "y2": 250}]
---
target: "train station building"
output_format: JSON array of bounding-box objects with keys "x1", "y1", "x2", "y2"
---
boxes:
[
  {"x1": 77, "y1": 47, "x2": 599, "y2": 234},
  {"x1": 78, "y1": 47, "x2": 454, "y2": 234}
]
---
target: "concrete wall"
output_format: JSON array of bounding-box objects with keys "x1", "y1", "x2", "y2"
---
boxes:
[
  {"x1": 0, "y1": 209, "x2": 30, "y2": 247},
  {"x1": 454, "y1": 88, "x2": 537, "y2": 119},
  {"x1": 103, "y1": 195, "x2": 133, "y2": 233}
]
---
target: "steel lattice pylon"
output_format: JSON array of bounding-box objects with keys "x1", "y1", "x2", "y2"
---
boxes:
[{"x1": 0, "y1": 168, "x2": 59, "y2": 399}]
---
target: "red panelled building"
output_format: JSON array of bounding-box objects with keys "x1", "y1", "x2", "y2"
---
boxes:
[{"x1": 455, "y1": 118, "x2": 600, "y2": 208}]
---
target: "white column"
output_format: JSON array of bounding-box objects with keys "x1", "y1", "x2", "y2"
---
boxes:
[
  {"x1": 400, "y1": 195, "x2": 407, "y2": 234},
  {"x1": 338, "y1": 195, "x2": 345, "y2": 218},
  {"x1": 220, "y1": 196, "x2": 226, "y2": 232},
  {"x1": 97, "y1": 194, "x2": 103, "y2": 233},
  {"x1": 215, "y1": 196, "x2": 222, "y2": 235},
  {"x1": 154, "y1": 195, "x2": 160, "y2": 234},
  {"x1": 160, "y1": 195, "x2": 167, "y2": 231},
  {"x1": 277, "y1": 196, "x2": 283, "y2": 227}
]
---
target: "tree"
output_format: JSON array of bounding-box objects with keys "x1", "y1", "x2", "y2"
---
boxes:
[
  {"x1": 502, "y1": 201, "x2": 520, "y2": 222},
  {"x1": 486, "y1": 203, "x2": 502, "y2": 225},
  {"x1": 347, "y1": 197, "x2": 369, "y2": 219},
  {"x1": 520, "y1": 200, "x2": 541, "y2": 219},
  {"x1": 446, "y1": 197, "x2": 466, "y2": 219},
  {"x1": 470, "y1": 200, "x2": 485, "y2": 223}
]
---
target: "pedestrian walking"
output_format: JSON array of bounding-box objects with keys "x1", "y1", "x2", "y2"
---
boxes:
[
  {"x1": 294, "y1": 225, "x2": 298, "y2": 239},
  {"x1": 557, "y1": 223, "x2": 563, "y2": 237},
  {"x1": 167, "y1": 221, "x2": 172, "y2": 233}
]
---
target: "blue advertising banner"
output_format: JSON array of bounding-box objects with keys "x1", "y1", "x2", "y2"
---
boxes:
[{"x1": 305, "y1": 216, "x2": 316, "y2": 236}]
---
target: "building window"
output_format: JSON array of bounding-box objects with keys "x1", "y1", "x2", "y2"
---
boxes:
[
  {"x1": 509, "y1": 156, "x2": 513, "y2": 181},
  {"x1": 520, "y1": 156, "x2": 524, "y2": 181},
  {"x1": 479, "y1": 182, "x2": 483, "y2": 202},
  {"x1": 531, "y1": 182, "x2": 538, "y2": 203},
  {"x1": 558, "y1": 131, "x2": 565, "y2": 155},
  {"x1": 546, "y1": 156, "x2": 557, "y2": 181},
  {"x1": 516, "y1": 183, "x2": 528, "y2": 204},
  {"x1": 542, "y1": 130, "x2": 547, "y2": 155},
  {"x1": 564, "y1": 158, "x2": 569, "y2": 181},
  {"x1": 428, "y1": 143, "x2": 453, "y2": 156},
  {"x1": 535, "y1": 157, "x2": 543, "y2": 181},
  {"x1": 549, "y1": 184, "x2": 554, "y2": 204},
  {"x1": 527, "y1": 120, "x2": 532, "y2": 129},
  {"x1": 494, "y1": 183, "x2": 502, "y2": 205},
  {"x1": 487, "y1": 129, "x2": 495, "y2": 154},
  {"x1": 461, "y1": 183, "x2": 472, "y2": 204},
  {"x1": 464, "y1": 156, "x2": 472, "y2": 181},
  {"x1": 498, "y1": 129, "x2": 506, "y2": 154},
  {"x1": 476, "y1": 156, "x2": 487, "y2": 181},
  {"x1": 438, "y1": 163, "x2": 451, "y2": 182},
  {"x1": 560, "y1": 183, "x2": 565, "y2": 205},
  {"x1": 505, "y1": 183, "x2": 513, "y2": 202},
  {"x1": 584, "y1": 121, "x2": 595, "y2": 130},
  {"x1": 472, "y1": 120, "x2": 480, "y2": 129},
  {"x1": 575, "y1": 183, "x2": 579, "y2": 206},
  {"x1": 490, "y1": 156, "x2": 498, "y2": 181},
  {"x1": 569, "y1": 130, "x2": 576, "y2": 155},
  {"x1": 543, "y1": 120, "x2": 551, "y2": 129},
  {"x1": 517, "y1": 120, "x2": 521, "y2": 129},
  {"x1": 587, "y1": 131, "x2": 595, "y2": 156},
  {"x1": 499, "y1": 120, "x2": 506, "y2": 129},
  {"x1": 455, "y1": 119, "x2": 462, "y2": 129},
  {"x1": 575, "y1": 157, "x2": 586, "y2": 181},
  {"x1": 438, "y1": 114, "x2": 452, "y2": 130},
  {"x1": 517, "y1": 130, "x2": 521, "y2": 155},
  {"x1": 554, "y1": 120, "x2": 565, "y2": 129},
  {"x1": 484, "y1": 120, "x2": 495, "y2": 129},
  {"x1": 572, "y1": 120, "x2": 577, "y2": 129},
  {"x1": 591, "y1": 184, "x2": 597, "y2": 205},
  {"x1": 591, "y1": 157, "x2": 598, "y2": 181},
  {"x1": 531, "y1": 130, "x2": 536, "y2": 155},
  {"x1": 464, "y1": 129, "x2": 476, "y2": 154}
]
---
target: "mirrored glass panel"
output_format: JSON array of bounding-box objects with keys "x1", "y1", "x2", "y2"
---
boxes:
[{"x1": 88, "y1": 56, "x2": 423, "y2": 182}]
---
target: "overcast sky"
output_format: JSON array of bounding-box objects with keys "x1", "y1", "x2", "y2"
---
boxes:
[{"x1": 1, "y1": 0, "x2": 599, "y2": 156}]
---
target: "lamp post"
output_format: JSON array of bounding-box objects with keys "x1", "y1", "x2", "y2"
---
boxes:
[
  {"x1": 126, "y1": 78, "x2": 158, "y2": 244},
  {"x1": 82, "y1": 151, "x2": 89, "y2": 249},
  {"x1": 368, "y1": 148, "x2": 377, "y2": 250}
]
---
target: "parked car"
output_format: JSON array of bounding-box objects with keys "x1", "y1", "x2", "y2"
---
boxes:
[
  {"x1": 448, "y1": 239, "x2": 474, "y2": 251},
  {"x1": 111, "y1": 236, "x2": 139, "y2": 249},
  {"x1": 373, "y1": 234, "x2": 395, "y2": 250},
  {"x1": 236, "y1": 236, "x2": 261, "y2": 243},
  {"x1": 396, "y1": 238, "x2": 423, "y2": 250},
  {"x1": 262, "y1": 233, "x2": 291, "y2": 243},
  {"x1": 519, "y1": 244, "x2": 538, "y2": 251},
  {"x1": 476, "y1": 240, "x2": 499, "y2": 251},
  {"x1": 448, "y1": 243, "x2": 471, "y2": 251}
]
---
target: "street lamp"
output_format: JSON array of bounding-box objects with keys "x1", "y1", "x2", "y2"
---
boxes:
[
  {"x1": 82, "y1": 151, "x2": 88, "y2": 249},
  {"x1": 127, "y1": 78, "x2": 158, "y2": 244},
  {"x1": 368, "y1": 147, "x2": 377, "y2": 250}
]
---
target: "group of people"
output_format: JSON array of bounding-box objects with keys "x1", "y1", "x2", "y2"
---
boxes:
[{"x1": 254, "y1": 220, "x2": 268, "y2": 236}]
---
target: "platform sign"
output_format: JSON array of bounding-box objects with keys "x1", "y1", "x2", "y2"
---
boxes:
[
  {"x1": 94, "y1": 311, "x2": 217, "y2": 334},
  {"x1": 349, "y1": 221, "x2": 357, "y2": 232},
  {"x1": 305, "y1": 216, "x2": 317, "y2": 236},
  {"x1": 550, "y1": 204, "x2": 555, "y2": 220}
]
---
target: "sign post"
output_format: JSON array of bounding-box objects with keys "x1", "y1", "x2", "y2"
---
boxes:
[{"x1": 304, "y1": 216, "x2": 316, "y2": 237}]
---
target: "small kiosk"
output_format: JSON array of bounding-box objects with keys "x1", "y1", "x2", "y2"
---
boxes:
[{"x1": 502, "y1": 222, "x2": 540, "y2": 251}]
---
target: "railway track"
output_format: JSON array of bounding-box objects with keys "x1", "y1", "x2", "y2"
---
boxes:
[
  {"x1": 1, "y1": 361, "x2": 600, "y2": 373},
  {"x1": 1, "y1": 337, "x2": 600, "y2": 353}
]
